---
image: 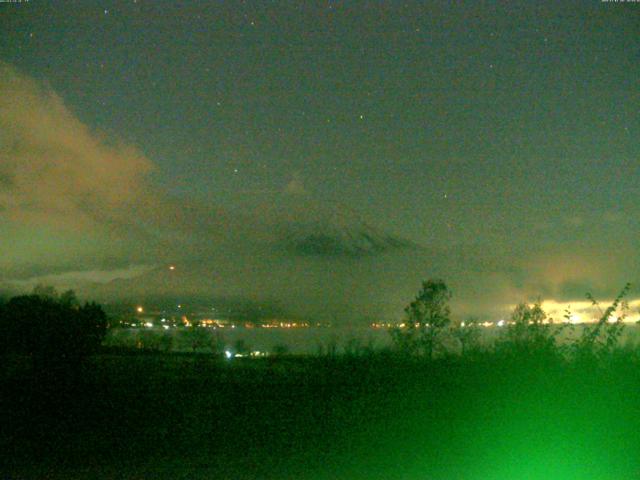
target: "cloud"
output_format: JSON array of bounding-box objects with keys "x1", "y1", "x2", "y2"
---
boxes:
[
  {"x1": 6, "y1": 265, "x2": 155, "y2": 290},
  {"x1": 0, "y1": 64, "x2": 154, "y2": 223},
  {"x1": 1, "y1": 63, "x2": 636, "y2": 322},
  {"x1": 0, "y1": 63, "x2": 161, "y2": 277}
]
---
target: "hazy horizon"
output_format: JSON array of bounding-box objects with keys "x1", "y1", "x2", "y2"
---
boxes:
[{"x1": 1, "y1": 2, "x2": 638, "y2": 324}]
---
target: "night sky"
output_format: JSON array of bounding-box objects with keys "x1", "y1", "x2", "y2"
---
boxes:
[{"x1": 1, "y1": 1, "x2": 639, "y2": 322}]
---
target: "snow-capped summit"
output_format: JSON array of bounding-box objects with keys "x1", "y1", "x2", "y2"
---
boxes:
[{"x1": 272, "y1": 195, "x2": 416, "y2": 258}]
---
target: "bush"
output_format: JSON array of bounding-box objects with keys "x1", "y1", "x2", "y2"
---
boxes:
[{"x1": 573, "y1": 283, "x2": 631, "y2": 361}]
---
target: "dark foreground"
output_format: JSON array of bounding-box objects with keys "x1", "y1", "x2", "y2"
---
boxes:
[{"x1": 2, "y1": 351, "x2": 640, "y2": 479}]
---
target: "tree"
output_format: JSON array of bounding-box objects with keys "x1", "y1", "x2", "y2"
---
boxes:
[
  {"x1": 137, "y1": 329, "x2": 163, "y2": 351},
  {"x1": 0, "y1": 296, "x2": 7, "y2": 354},
  {"x1": 210, "y1": 330, "x2": 225, "y2": 356},
  {"x1": 451, "y1": 316, "x2": 482, "y2": 356},
  {"x1": 76, "y1": 301, "x2": 108, "y2": 354},
  {"x1": 272, "y1": 344, "x2": 289, "y2": 357},
  {"x1": 32, "y1": 284, "x2": 58, "y2": 300},
  {"x1": 59, "y1": 289, "x2": 80, "y2": 307},
  {"x1": 496, "y1": 300, "x2": 560, "y2": 357},
  {"x1": 234, "y1": 338, "x2": 250, "y2": 356},
  {"x1": 0, "y1": 290, "x2": 107, "y2": 368},
  {"x1": 390, "y1": 279, "x2": 452, "y2": 359},
  {"x1": 181, "y1": 326, "x2": 210, "y2": 353}
]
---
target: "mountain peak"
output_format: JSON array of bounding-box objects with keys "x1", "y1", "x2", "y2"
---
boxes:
[{"x1": 272, "y1": 195, "x2": 416, "y2": 258}]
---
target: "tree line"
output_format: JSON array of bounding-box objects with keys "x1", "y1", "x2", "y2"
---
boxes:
[
  {"x1": 391, "y1": 279, "x2": 633, "y2": 361},
  {"x1": 0, "y1": 285, "x2": 107, "y2": 369},
  {"x1": 0, "y1": 280, "x2": 634, "y2": 365}
]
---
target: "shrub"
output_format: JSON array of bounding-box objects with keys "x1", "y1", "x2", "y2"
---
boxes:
[{"x1": 573, "y1": 283, "x2": 631, "y2": 361}]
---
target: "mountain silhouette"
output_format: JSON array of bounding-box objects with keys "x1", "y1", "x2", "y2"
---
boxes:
[{"x1": 270, "y1": 194, "x2": 417, "y2": 258}]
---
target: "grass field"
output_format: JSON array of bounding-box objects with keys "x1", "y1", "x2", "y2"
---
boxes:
[{"x1": 3, "y1": 350, "x2": 640, "y2": 479}]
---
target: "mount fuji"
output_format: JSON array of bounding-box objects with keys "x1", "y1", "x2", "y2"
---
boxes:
[{"x1": 266, "y1": 195, "x2": 418, "y2": 258}]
